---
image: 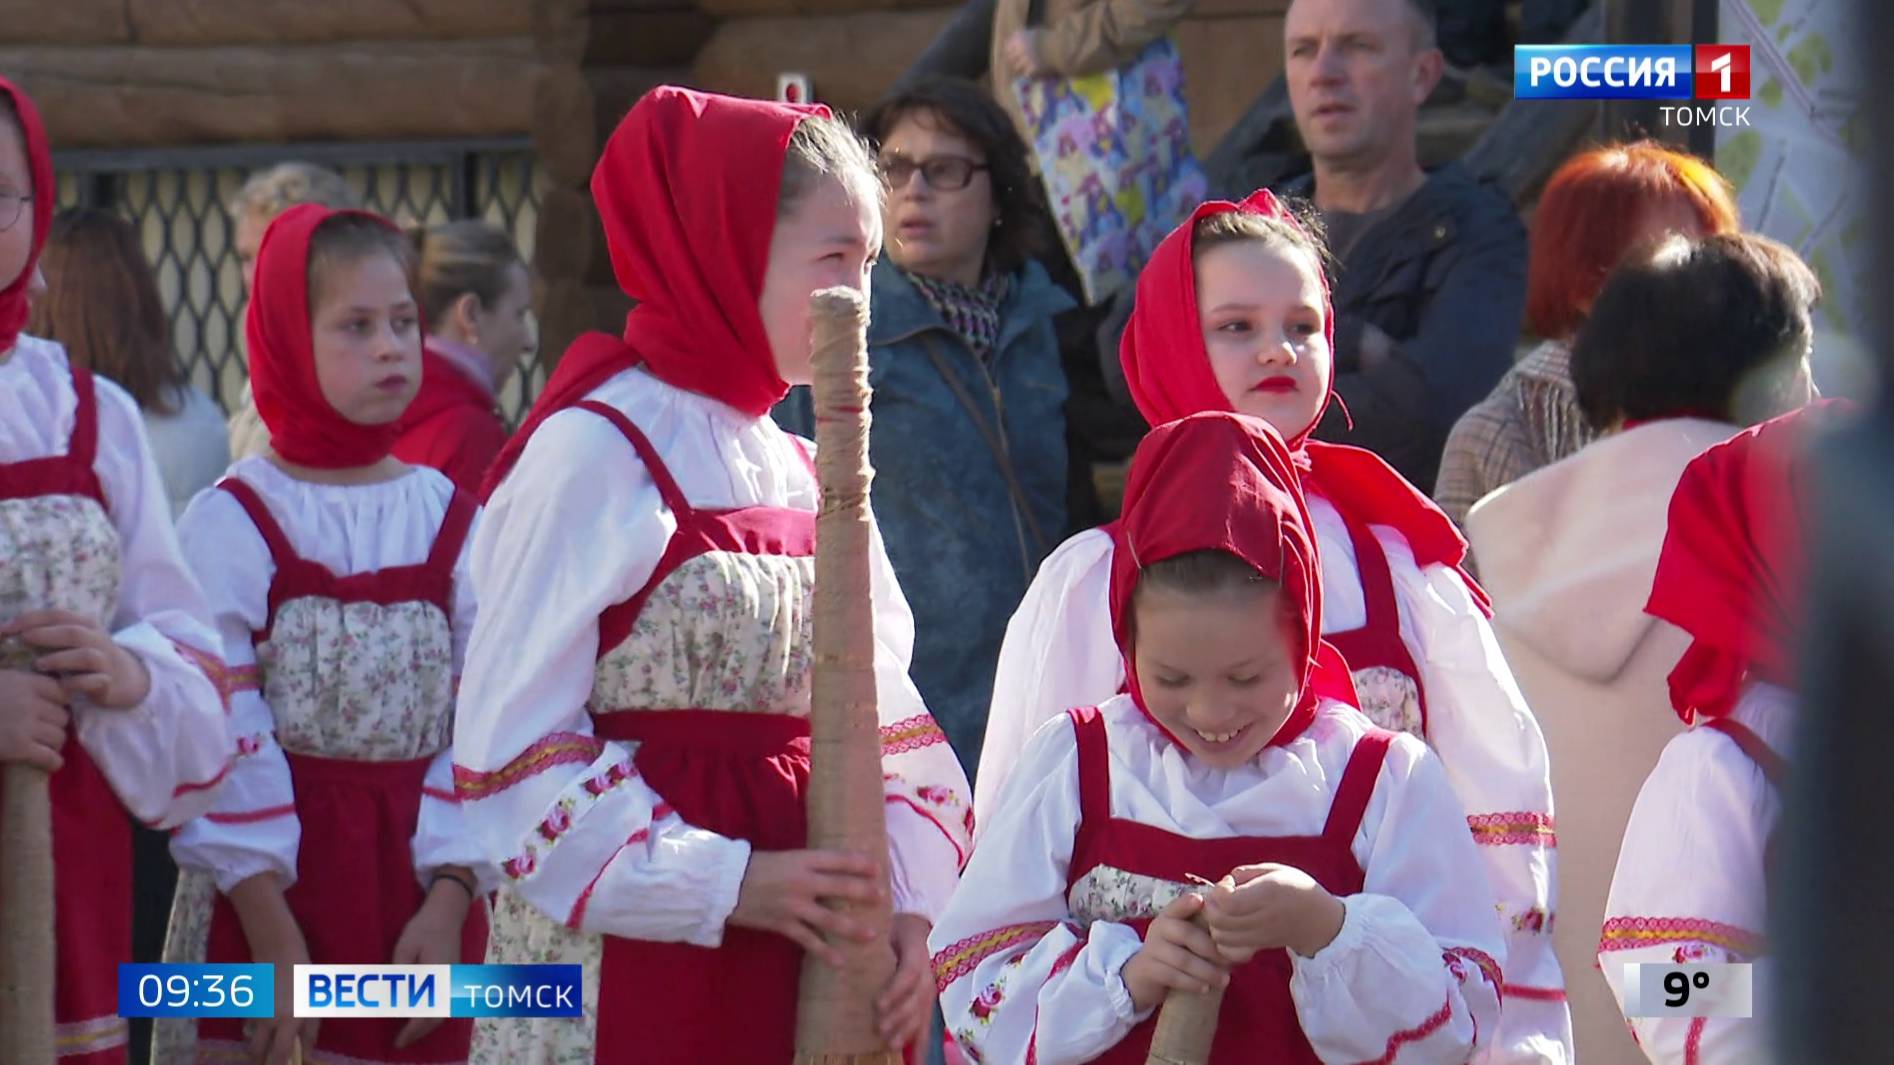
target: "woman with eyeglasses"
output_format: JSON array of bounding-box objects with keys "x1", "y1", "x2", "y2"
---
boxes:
[{"x1": 774, "y1": 77, "x2": 1072, "y2": 779}]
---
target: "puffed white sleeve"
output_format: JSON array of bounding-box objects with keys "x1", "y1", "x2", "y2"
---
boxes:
[
  {"x1": 930, "y1": 715, "x2": 1148, "y2": 1065},
  {"x1": 453, "y1": 410, "x2": 753, "y2": 946},
  {"x1": 1291, "y1": 734, "x2": 1508, "y2": 1065},
  {"x1": 974, "y1": 528, "x2": 1121, "y2": 821},
  {"x1": 1382, "y1": 526, "x2": 1572, "y2": 1064},
  {"x1": 411, "y1": 508, "x2": 500, "y2": 893},
  {"x1": 1599, "y1": 723, "x2": 1774, "y2": 1064},
  {"x1": 167, "y1": 487, "x2": 301, "y2": 892},
  {"x1": 73, "y1": 378, "x2": 233, "y2": 829},
  {"x1": 869, "y1": 512, "x2": 974, "y2": 923}
]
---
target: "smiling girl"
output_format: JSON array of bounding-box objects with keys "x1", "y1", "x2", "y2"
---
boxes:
[
  {"x1": 161, "y1": 205, "x2": 491, "y2": 1065},
  {"x1": 933, "y1": 411, "x2": 1504, "y2": 1064},
  {"x1": 980, "y1": 189, "x2": 1567, "y2": 1061}
]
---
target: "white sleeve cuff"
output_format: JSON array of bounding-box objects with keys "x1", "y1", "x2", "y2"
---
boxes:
[
  {"x1": 1297, "y1": 894, "x2": 1361, "y2": 970},
  {"x1": 1094, "y1": 921, "x2": 1153, "y2": 1024},
  {"x1": 681, "y1": 833, "x2": 754, "y2": 948}
]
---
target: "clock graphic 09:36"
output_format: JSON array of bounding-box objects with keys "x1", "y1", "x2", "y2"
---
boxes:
[{"x1": 117, "y1": 963, "x2": 276, "y2": 1018}]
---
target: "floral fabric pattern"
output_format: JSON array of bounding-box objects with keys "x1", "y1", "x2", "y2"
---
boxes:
[
  {"x1": 590, "y1": 552, "x2": 815, "y2": 715},
  {"x1": 0, "y1": 493, "x2": 119, "y2": 635},
  {"x1": 470, "y1": 889, "x2": 604, "y2": 1065},
  {"x1": 1067, "y1": 864, "x2": 1195, "y2": 925},
  {"x1": 259, "y1": 598, "x2": 456, "y2": 761},
  {"x1": 1352, "y1": 665, "x2": 1424, "y2": 737}
]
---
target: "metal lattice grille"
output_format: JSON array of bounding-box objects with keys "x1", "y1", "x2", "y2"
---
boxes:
[{"x1": 53, "y1": 139, "x2": 548, "y2": 423}]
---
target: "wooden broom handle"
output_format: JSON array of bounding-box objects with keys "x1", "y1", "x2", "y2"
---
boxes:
[
  {"x1": 1145, "y1": 911, "x2": 1223, "y2": 1065},
  {"x1": 0, "y1": 763, "x2": 57, "y2": 1064},
  {"x1": 793, "y1": 287, "x2": 900, "y2": 1065}
]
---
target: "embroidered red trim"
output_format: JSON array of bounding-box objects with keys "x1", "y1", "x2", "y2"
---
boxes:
[
  {"x1": 887, "y1": 794, "x2": 971, "y2": 870},
  {"x1": 170, "y1": 640, "x2": 238, "y2": 709},
  {"x1": 1684, "y1": 1016, "x2": 1706, "y2": 1065},
  {"x1": 1503, "y1": 984, "x2": 1568, "y2": 1002},
  {"x1": 1466, "y1": 811, "x2": 1557, "y2": 847},
  {"x1": 881, "y1": 714, "x2": 950, "y2": 754},
  {"x1": 1598, "y1": 916, "x2": 1763, "y2": 958},
  {"x1": 1357, "y1": 995, "x2": 1455, "y2": 1065},
  {"x1": 1444, "y1": 946, "x2": 1504, "y2": 996},
  {"x1": 421, "y1": 785, "x2": 457, "y2": 804},
  {"x1": 1025, "y1": 938, "x2": 1088, "y2": 1065},
  {"x1": 567, "y1": 826, "x2": 652, "y2": 930},
  {"x1": 931, "y1": 921, "x2": 1059, "y2": 993},
  {"x1": 172, "y1": 758, "x2": 235, "y2": 799},
  {"x1": 501, "y1": 758, "x2": 641, "y2": 880},
  {"x1": 205, "y1": 803, "x2": 296, "y2": 825},
  {"x1": 453, "y1": 731, "x2": 604, "y2": 800}
]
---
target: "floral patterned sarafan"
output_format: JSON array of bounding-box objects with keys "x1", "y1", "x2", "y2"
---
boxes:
[
  {"x1": 1352, "y1": 665, "x2": 1425, "y2": 737},
  {"x1": 0, "y1": 492, "x2": 120, "y2": 636},
  {"x1": 258, "y1": 597, "x2": 457, "y2": 761},
  {"x1": 1067, "y1": 864, "x2": 1195, "y2": 924},
  {"x1": 1014, "y1": 36, "x2": 1208, "y2": 305},
  {"x1": 591, "y1": 552, "x2": 816, "y2": 716}
]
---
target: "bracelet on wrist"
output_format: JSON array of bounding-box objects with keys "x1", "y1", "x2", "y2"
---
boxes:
[{"x1": 429, "y1": 871, "x2": 476, "y2": 900}]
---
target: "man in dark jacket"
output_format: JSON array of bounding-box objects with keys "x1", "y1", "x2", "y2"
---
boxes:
[{"x1": 1282, "y1": 0, "x2": 1526, "y2": 489}]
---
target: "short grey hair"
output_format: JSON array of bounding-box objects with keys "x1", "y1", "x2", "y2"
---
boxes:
[{"x1": 228, "y1": 162, "x2": 359, "y2": 220}]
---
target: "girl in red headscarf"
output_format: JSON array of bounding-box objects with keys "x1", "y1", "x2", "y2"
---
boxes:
[
  {"x1": 159, "y1": 205, "x2": 492, "y2": 1065},
  {"x1": 1597, "y1": 401, "x2": 1843, "y2": 1064},
  {"x1": 0, "y1": 77, "x2": 233, "y2": 1065},
  {"x1": 979, "y1": 190, "x2": 1569, "y2": 1061},
  {"x1": 454, "y1": 87, "x2": 971, "y2": 1063},
  {"x1": 933, "y1": 411, "x2": 1504, "y2": 1063}
]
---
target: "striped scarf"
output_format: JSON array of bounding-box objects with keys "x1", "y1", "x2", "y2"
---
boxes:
[{"x1": 906, "y1": 269, "x2": 1011, "y2": 360}]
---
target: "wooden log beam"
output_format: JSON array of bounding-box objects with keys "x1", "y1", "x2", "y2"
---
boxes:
[
  {"x1": 535, "y1": 186, "x2": 619, "y2": 286},
  {"x1": 700, "y1": 0, "x2": 946, "y2": 20},
  {"x1": 0, "y1": 0, "x2": 530, "y2": 46},
  {"x1": 2, "y1": 39, "x2": 540, "y2": 149},
  {"x1": 1173, "y1": 15, "x2": 1284, "y2": 156},
  {"x1": 892, "y1": 0, "x2": 995, "y2": 89},
  {"x1": 534, "y1": 0, "x2": 717, "y2": 67},
  {"x1": 533, "y1": 65, "x2": 686, "y2": 189},
  {"x1": 693, "y1": 10, "x2": 955, "y2": 115},
  {"x1": 128, "y1": 0, "x2": 529, "y2": 45},
  {"x1": 0, "y1": 0, "x2": 129, "y2": 45},
  {"x1": 536, "y1": 279, "x2": 633, "y2": 372}
]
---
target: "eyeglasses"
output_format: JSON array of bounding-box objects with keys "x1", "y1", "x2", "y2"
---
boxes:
[
  {"x1": 0, "y1": 190, "x2": 31, "y2": 233},
  {"x1": 877, "y1": 155, "x2": 989, "y2": 192}
]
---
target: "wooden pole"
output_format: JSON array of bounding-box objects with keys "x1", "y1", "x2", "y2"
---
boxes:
[
  {"x1": 793, "y1": 287, "x2": 900, "y2": 1065},
  {"x1": 1143, "y1": 912, "x2": 1222, "y2": 1065},
  {"x1": 0, "y1": 637, "x2": 56, "y2": 1064}
]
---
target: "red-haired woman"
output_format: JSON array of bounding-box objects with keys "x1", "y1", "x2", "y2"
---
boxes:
[{"x1": 1434, "y1": 141, "x2": 1738, "y2": 526}]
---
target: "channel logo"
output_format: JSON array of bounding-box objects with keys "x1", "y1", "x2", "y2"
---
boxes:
[
  {"x1": 1514, "y1": 45, "x2": 1751, "y2": 100},
  {"x1": 294, "y1": 964, "x2": 582, "y2": 1019},
  {"x1": 1694, "y1": 44, "x2": 1750, "y2": 100}
]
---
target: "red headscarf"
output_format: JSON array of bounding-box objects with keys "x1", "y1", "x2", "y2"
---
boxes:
[
  {"x1": 247, "y1": 203, "x2": 410, "y2": 468},
  {"x1": 1109, "y1": 411, "x2": 1330, "y2": 750},
  {"x1": 1646, "y1": 400, "x2": 1843, "y2": 723},
  {"x1": 0, "y1": 77, "x2": 54, "y2": 355},
  {"x1": 483, "y1": 86, "x2": 830, "y2": 497},
  {"x1": 1117, "y1": 189, "x2": 1481, "y2": 592}
]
